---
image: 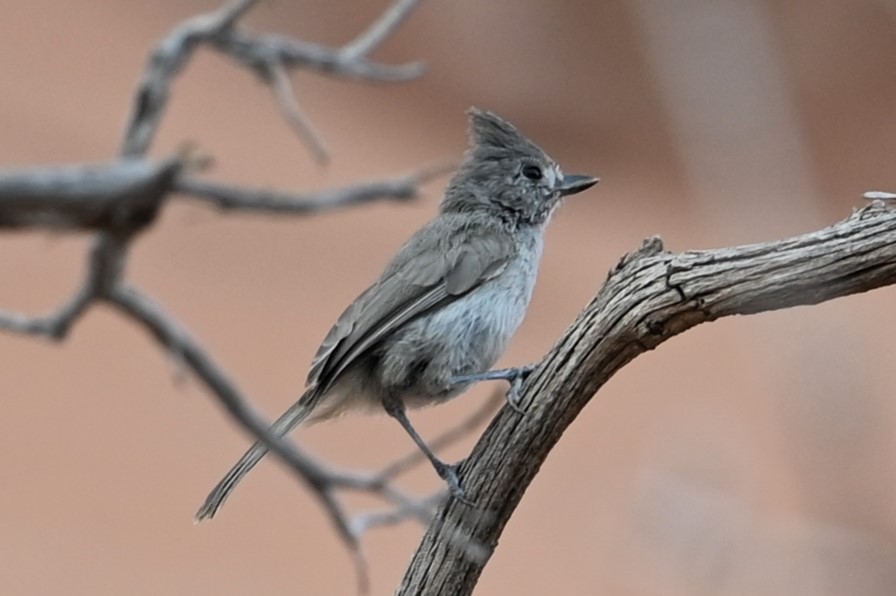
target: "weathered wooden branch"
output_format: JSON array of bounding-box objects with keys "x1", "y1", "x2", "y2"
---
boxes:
[{"x1": 398, "y1": 201, "x2": 896, "y2": 595}]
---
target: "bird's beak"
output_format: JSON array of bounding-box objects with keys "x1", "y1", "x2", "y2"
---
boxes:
[{"x1": 557, "y1": 174, "x2": 599, "y2": 196}]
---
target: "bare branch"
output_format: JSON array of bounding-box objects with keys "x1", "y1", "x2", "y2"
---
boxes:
[
  {"x1": 0, "y1": 156, "x2": 445, "y2": 232},
  {"x1": 0, "y1": 157, "x2": 183, "y2": 231},
  {"x1": 120, "y1": 0, "x2": 260, "y2": 157},
  {"x1": 0, "y1": 287, "x2": 94, "y2": 339},
  {"x1": 101, "y1": 280, "x2": 467, "y2": 585},
  {"x1": 0, "y1": 227, "x2": 137, "y2": 338},
  {"x1": 351, "y1": 491, "x2": 444, "y2": 536},
  {"x1": 0, "y1": 156, "x2": 447, "y2": 231},
  {"x1": 175, "y1": 163, "x2": 453, "y2": 214},
  {"x1": 0, "y1": 239, "x2": 106, "y2": 338},
  {"x1": 215, "y1": 29, "x2": 425, "y2": 83},
  {"x1": 341, "y1": 0, "x2": 424, "y2": 60},
  {"x1": 265, "y1": 62, "x2": 330, "y2": 163},
  {"x1": 399, "y1": 202, "x2": 896, "y2": 595},
  {"x1": 121, "y1": 0, "x2": 424, "y2": 159},
  {"x1": 0, "y1": 0, "x2": 441, "y2": 575},
  {"x1": 104, "y1": 284, "x2": 355, "y2": 527}
]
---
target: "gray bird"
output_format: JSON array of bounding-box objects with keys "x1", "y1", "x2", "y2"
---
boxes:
[{"x1": 196, "y1": 108, "x2": 598, "y2": 521}]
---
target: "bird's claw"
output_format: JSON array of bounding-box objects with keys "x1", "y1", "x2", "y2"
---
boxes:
[
  {"x1": 505, "y1": 364, "x2": 536, "y2": 413},
  {"x1": 507, "y1": 376, "x2": 526, "y2": 413},
  {"x1": 436, "y1": 461, "x2": 474, "y2": 506}
]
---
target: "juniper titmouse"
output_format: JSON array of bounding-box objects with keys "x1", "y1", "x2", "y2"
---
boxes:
[{"x1": 196, "y1": 109, "x2": 598, "y2": 520}]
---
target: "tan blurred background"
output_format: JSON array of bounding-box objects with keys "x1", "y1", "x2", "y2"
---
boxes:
[{"x1": 2, "y1": 0, "x2": 896, "y2": 594}]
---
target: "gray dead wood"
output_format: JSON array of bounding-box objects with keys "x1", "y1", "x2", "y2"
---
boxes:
[{"x1": 398, "y1": 201, "x2": 896, "y2": 595}]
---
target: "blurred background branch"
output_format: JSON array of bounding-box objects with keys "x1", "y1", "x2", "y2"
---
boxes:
[{"x1": 0, "y1": 0, "x2": 467, "y2": 588}]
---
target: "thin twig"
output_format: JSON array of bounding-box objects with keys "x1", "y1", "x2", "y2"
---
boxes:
[
  {"x1": 0, "y1": 238, "x2": 105, "y2": 338},
  {"x1": 121, "y1": 0, "x2": 424, "y2": 159},
  {"x1": 175, "y1": 162, "x2": 453, "y2": 214},
  {"x1": 120, "y1": 0, "x2": 260, "y2": 157},
  {"x1": 351, "y1": 491, "x2": 443, "y2": 536},
  {"x1": 0, "y1": 288, "x2": 95, "y2": 338},
  {"x1": 341, "y1": 0, "x2": 424, "y2": 60},
  {"x1": 104, "y1": 285, "x2": 358, "y2": 539},
  {"x1": 265, "y1": 62, "x2": 330, "y2": 163},
  {"x1": 215, "y1": 29, "x2": 425, "y2": 82}
]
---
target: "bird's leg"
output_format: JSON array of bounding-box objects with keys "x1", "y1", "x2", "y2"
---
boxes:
[
  {"x1": 381, "y1": 393, "x2": 471, "y2": 504},
  {"x1": 451, "y1": 364, "x2": 537, "y2": 412}
]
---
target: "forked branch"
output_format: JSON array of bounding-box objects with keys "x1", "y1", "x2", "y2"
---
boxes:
[{"x1": 0, "y1": 1, "x2": 446, "y2": 587}]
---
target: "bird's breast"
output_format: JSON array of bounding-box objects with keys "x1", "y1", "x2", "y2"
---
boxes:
[{"x1": 376, "y1": 229, "x2": 545, "y2": 403}]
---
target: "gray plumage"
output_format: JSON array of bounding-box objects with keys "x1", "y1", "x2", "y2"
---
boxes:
[{"x1": 196, "y1": 108, "x2": 598, "y2": 521}]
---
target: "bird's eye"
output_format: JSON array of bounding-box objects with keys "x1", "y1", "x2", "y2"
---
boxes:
[{"x1": 522, "y1": 165, "x2": 543, "y2": 180}]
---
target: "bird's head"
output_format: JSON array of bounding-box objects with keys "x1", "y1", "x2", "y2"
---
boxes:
[{"x1": 442, "y1": 108, "x2": 598, "y2": 225}]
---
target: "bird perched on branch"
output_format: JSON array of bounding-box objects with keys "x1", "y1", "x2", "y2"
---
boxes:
[{"x1": 196, "y1": 108, "x2": 598, "y2": 520}]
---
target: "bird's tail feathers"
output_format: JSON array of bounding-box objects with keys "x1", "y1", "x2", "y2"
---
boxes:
[{"x1": 194, "y1": 387, "x2": 319, "y2": 522}]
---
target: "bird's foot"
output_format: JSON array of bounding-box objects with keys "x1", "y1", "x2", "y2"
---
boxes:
[
  {"x1": 452, "y1": 363, "x2": 538, "y2": 413},
  {"x1": 504, "y1": 365, "x2": 536, "y2": 412},
  {"x1": 435, "y1": 460, "x2": 474, "y2": 506}
]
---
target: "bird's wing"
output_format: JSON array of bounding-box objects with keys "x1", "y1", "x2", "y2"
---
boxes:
[{"x1": 307, "y1": 224, "x2": 514, "y2": 393}]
